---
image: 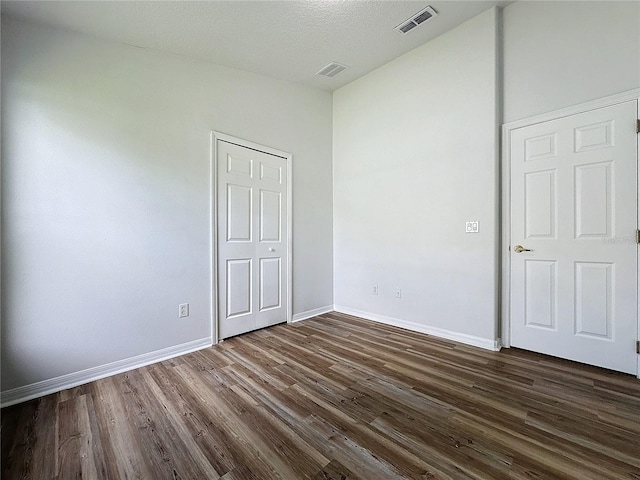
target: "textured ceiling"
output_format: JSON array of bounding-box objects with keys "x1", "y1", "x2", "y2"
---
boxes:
[{"x1": 1, "y1": 1, "x2": 511, "y2": 91}]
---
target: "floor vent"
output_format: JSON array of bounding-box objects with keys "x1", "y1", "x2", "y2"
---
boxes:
[
  {"x1": 395, "y1": 6, "x2": 438, "y2": 34},
  {"x1": 316, "y1": 62, "x2": 349, "y2": 78}
]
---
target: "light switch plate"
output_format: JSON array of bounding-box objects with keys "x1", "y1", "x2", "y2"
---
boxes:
[{"x1": 465, "y1": 221, "x2": 479, "y2": 233}]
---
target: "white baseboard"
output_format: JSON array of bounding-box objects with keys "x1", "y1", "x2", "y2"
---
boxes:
[
  {"x1": 334, "y1": 306, "x2": 501, "y2": 352},
  {"x1": 1, "y1": 337, "x2": 212, "y2": 408},
  {"x1": 292, "y1": 305, "x2": 334, "y2": 323},
  {"x1": 1, "y1": 308, "x2": 501, "y2": 407}
]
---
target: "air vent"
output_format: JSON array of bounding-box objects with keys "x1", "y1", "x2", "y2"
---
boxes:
[
  {"x1": 399, "y1": 22, "x2": 417, "y2": 34},
  {"x1": 316, "y1": 62, "x2": 349, "y2": 78},
  {"x1": 394, "y1": 6, "x2": 438, "y2": 34}
]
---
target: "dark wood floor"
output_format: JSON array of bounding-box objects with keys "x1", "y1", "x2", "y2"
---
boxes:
[{"x1": 2, "y1": 312, "x2": 640, "y2": 479}]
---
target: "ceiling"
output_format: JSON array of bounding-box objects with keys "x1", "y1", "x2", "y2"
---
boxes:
[{"x1": 0, "y1": 0, "x2": 511, "y2": 91}]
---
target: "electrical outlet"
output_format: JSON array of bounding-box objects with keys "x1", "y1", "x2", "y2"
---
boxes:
[
  {"x1": 179, "y1": 303, "x2": 189, "y2": 318},
  {"x1": 372, "y1": 285, "x2": 378, "y2": 295},
  {"x1": 395, "y1": 288, "x2": 402, "y2": 298},
  {"x1": 465, "y1": 221, "x2": 479, "y2": 233}
]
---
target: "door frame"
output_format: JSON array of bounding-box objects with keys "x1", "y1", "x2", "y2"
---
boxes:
[
  {"x1": 500, "y1": 88, "x2": 640, "y2": 376},
  {"x1": 210, "y1": 131, "x2": 293, "y2": 345}
]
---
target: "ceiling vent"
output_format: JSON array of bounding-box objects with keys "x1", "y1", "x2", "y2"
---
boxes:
[
  {"x1": 394, "y1": 6, "x2": 438, "y2": 34},
  {"x1": 316, "y1": 62, "x2": 349, "y2": 78}
]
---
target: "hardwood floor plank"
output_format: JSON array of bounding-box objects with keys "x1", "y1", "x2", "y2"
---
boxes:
[
  {"x1": 2, "y1": 312, "x2": 639, "y2": 480},
  {"x1": 119, "y1": 368, "x2": 222, "y2": 479},
  {"x1": 289, "y1": 385, "x2": 464, "y2": 480},
  {"x1": 220, "y1": 464, "x2": 262, "y2": 480},
  {"x1": 92, "y1": 376, "x2": 157, "y2": 479},
  {"x1": 369, "y1": 412, "x2": 508, "y2": 480},
  {"x1": 298, "y1": 413, "x2": 408, "y2": 479},
  {"x1": 450, "y1": 411, "x2": 633, "y2": 480},
  {"x1": 311, "y1": 459, "x2": 361, "y2": 480},
  {"x1": 227, "y1": 381, "x2": 330, "y2": 476},
  {"x1": 138, "y1": 368, "x2": 223, "y2": 478},
  {"x1": 1, "y1": 400, "x2": 40, "y2": 479},
  {"x1": 55, "y1": 394, "x2": 99, "y2": 480},
  {"x1": 84, "y1": 390, "x2": 123, "y2": 480},
  {"x1": 146, "y1": 363, "x2": 238, "y2": 476},
  {"x1": 173, "y1": 364, "x2": 297, "y2": 479}
]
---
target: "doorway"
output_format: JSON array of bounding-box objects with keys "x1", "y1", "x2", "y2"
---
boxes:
[
  {"x1": 502, "y1": 93, "x2": 639, "y2": 375},
  {"x1": 211, "y1": 132, "x2": 292, "y2": 341}
]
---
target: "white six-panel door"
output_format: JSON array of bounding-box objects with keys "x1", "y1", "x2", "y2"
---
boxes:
[
  {"x1": 510, "y1": 101, "x2": 638, "y2": 374},
  {"x1": 216, "y1": 138, "x2": 289, "y2": 340}
]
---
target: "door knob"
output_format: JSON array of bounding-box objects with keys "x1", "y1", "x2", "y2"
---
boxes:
[
  {"x1": 513, "y1": 245, "x2": 532, "y2": 253},
  {"x1": 268, "y1": 248, "x2": 275, "y2": 252}
]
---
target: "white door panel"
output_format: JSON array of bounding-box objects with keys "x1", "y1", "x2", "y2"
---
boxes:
[
  {"x1": 259, "y1": 257, "x2": 281, "y2": 311},
  {"x1": 260, "y1": 190, "x2": 281, "y2": 242},
  {"x1": 510, "y1": 101, "x2": 638, "y2": 374},
  {"x1": 227, "y1": 259, "x2": 252, "y2": 318},
  {"x1": 217, "y1": 139, "x2": 288, "y2": 339},
  {"x1": 523, "y1": 259, "x2": 556, "y2": 330},
  {"x1": 227, "y1": 185, "x2": 252, "y2": 241}
]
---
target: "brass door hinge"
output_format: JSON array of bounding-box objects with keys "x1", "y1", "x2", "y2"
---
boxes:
[
  {"x1": 637, "y1": 229, "x2": 640, "y2": 244},
  {"x1": 637, "y1": 119, "x2": 640, "y2": 133},
  {"x1": 637, "y1": 340, "x2": 640, "y2": 355}
]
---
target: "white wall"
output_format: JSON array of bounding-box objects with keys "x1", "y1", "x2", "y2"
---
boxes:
[
  {"x1": 333, "y1": 9, "x2": 499, "y2": 346},
  {"x1": 1, "y1": 16, "x2": 333, "y2": 392},
  {"x1": 503, "y1": 1, "x2": 640, "y2": 123}
]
